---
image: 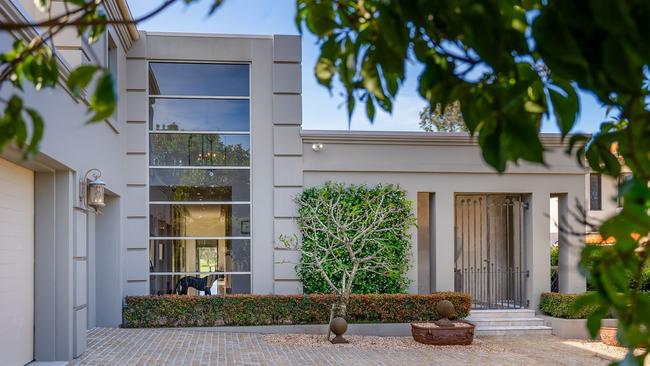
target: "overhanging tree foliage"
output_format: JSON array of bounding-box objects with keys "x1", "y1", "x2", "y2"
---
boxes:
[
  {"x1": 296, "y1": 0, "x2": 650, "y2": 363},
  {"x1": 0, "y1": 0, "x2": 223, "y2": 158}
]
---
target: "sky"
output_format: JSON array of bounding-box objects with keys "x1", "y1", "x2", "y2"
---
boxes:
[{"x1": 128, "y1": 0, "x2": 607, "y2": 134}]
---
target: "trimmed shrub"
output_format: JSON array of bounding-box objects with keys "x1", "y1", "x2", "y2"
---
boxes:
[
  {"x1": 539, "y1": 292, "x2": 604, "y2": 319},
  {"x1": 550, "y1": 244, "x2": 559, "y2": 266},
  {"x1": 123, "y1": 292, "x2": 471, "y2": 328}
]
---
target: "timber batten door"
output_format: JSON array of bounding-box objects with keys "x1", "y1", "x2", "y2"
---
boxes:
[{"x1": 454, "y1": 194, "x2": 529, "y2": 309}]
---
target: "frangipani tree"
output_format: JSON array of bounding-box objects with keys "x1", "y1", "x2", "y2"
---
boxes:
[{"x1": 281, "y1": 182, "x2": 415, "y2": 322}]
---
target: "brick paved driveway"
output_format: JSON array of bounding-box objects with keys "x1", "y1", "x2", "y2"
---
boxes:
[{"x1": 69, "y1": 328, "x2": 612, "y2": 366}]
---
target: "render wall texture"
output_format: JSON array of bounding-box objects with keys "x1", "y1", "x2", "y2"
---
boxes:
[{"x1": 271, "y1": 35, "x2": 304, "y2": 294}]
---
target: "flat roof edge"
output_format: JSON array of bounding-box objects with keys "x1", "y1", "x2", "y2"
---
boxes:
[
  {"x1": 144, "y1": 31, "x2": 275, "y2": 39},
  {"x1": 300, "y1": 129, "x2": 575, "y2": 147}
]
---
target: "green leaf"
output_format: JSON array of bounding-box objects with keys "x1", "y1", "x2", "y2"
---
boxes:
[
  {"x1": 346, "y1": 93, "x2": 355, "y2": 122},
  {"x1": 88, "y1": 72, "x2": 116, "y2": 122},
  {"x1": 34, "y1": 0, "x2": 49, "y2": 12},
  {"x1": 361, "y1": 55, "x2": 387, "y2": 104},
  {"x1": 315, "y1": 57, "x2": 335, "y2": 88},
  {"x1": 23, "y1": 108, "x2": 44, "y2": 158},
  {"x1": 602, "y1": 36, "x2": 642, "y2": 92},
  {"x1": 548, "y1": 84, "x2": 579, "y2": 138},
  {"x1": 524, "y1": 101, "x2": 545, "y2": 114},
  {"x1": 586, "y1": 306, "x2": 608, "y2": 338},
  {"x1": 207, "y1": 0, "x2": 224, "y2": 15},
  {"x1": 479, "y1": 125, "x2": 506, "y2": 172},
  {"x1": 87, "y1": 11, "x2": 107, "y2": 44},
  {"x1": 303, "y1": 1, "x2": 335, "y2": 36},
  {"x1": 67, "y1": 65, "x2": 100, "y2": 97},
  {"x1": 365, "y1": 96, "x2": 375, "y2": 121}
]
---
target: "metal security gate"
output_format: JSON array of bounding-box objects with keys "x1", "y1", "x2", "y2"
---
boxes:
[{"x1": 454, "y1": 194, "x2": 529, "y2": 309}]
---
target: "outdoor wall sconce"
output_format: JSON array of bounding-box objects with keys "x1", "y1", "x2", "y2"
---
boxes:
[
  {"x1": 80, "y1": 168, "x2": 106, "y2": 213},
  {"x1": 312, "y1": 143, "x2": 324, "y2": 152}
]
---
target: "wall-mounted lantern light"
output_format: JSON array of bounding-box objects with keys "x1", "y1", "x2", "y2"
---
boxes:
[
  {"x1": 80, "y1": 168, "x2": 106, "y2": 213},
  {"x1": 312, "y1": 143, "x2": 324, "y2": 152}
]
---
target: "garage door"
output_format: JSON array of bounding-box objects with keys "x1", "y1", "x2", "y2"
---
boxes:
[{"x1": 0, "y1": 158, "x2": 34, "y2": 366}]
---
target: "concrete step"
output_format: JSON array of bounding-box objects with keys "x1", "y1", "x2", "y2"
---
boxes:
[
  {"x1": 467, "y1": 309, "x2": 552, "y2": 335},
  {"x1": 467, "y1": 317, "x2": 547, "y2": 327},
  {"x1": 468, "y1": 309, "x2": 536, "y2": 319},
  {"x1": 475, "y1": 325, "x2": 553, "y2": 336}
]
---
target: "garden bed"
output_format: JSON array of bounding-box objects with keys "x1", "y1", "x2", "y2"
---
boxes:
[
  {"x1": 262, "y1": 333, "x2": 499, "y2": 351},
  {"x1": 539, "y1": 292, "x2": 616, "y2": 339},
  {"x1": 538, "y1": 315, "x2": 617, "y2": 339},
  {"x1": 539, "y1": 292, "x2": 609, "y2": 319},
  {"x1": 123, "y1": 292, "x2": 470, "y2": 328}
]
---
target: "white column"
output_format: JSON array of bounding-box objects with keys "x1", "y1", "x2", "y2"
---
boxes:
[
  {"x1": 270, "y1": 35, "x2": 304, "y2": 294},
  {"x1": 558, "y1": 193, "x2": 586, "y2": 293},
  {"x1": 434, "y1": 191, "x2": 455, "y2": 291},
  {"x1": 54, "y1": 171, "x2": 74, "y2": 361},
  {"x1": 526, "y1": 192, "x2": 551, "y2": 310}
]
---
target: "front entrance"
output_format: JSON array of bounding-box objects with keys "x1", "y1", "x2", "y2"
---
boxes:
[{"x1": 454, "y1": 194, "x2": 528, "y2": 309}]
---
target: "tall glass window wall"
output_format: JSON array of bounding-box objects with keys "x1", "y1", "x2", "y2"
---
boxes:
[{"x1": 148, "y1": 62, "x2": 251, "y2": 295}]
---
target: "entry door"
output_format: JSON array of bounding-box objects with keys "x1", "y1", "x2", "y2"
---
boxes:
[
  {"x1": 0, "y1": 158, "x2": 34, "y2": 365},
  {"x1": 454, "y1": 194, "x2": 528, "y2": 309}
]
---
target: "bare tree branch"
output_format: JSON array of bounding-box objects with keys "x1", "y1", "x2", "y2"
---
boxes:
[{"x1": 0, "y1": 0, "x2": 180, "y2": 30}]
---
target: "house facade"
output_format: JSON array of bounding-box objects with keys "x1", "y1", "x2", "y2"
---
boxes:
[{"x1": 0, "y1": 1, "x2": 601, "y2": 364}]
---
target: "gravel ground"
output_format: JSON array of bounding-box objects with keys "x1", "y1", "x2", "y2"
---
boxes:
[
  {"x1": 263, "y1": 333, "x2": 504, "y2": 352},
  {"x1": 562, "y1": 340, "x2": 649, "y2": 365},
  {"x1": 69, "y1": 327, "x2": 644, "y2": 366}
]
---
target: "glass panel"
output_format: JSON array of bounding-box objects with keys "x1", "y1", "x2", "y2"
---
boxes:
[
  {"x1": 149, "y1": 98, "x2": 250, "y2": 132},
  {"x1": 149, "y1": 239, "x2": 251, "y2": 273},
  {"x1": 150, "y1": 168, "x2": 250, "y2": 202},
  {"x1": 590, "y1": 173, "x2": 601, "y2": 210},
  {"x1": 149, "y1": 274, "x2": 251, "y2": 295},
  {"x1": 150, "y1": 204, "x2": 250, "y2": 237},
  {"x1": 149, "y1": 63, "x2": 249, "y2": 96},
  {"x1": 149, "y1": 133, "x2": 250, "y2": 167}
]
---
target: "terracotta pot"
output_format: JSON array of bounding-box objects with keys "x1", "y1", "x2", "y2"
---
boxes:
[
  {"x1": 599, "y1": 326, "x2": 620, "y2": 347},
  {"x1": 411, "y1": 321, "x2": 475, "y2": 345}
]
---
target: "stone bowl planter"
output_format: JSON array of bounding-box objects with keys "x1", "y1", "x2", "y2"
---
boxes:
[
  {"x1": 411, "y1": 321, "x2": 475, "y2": 345},
  {"x1": 599, "y1": 326, "x2": 620, "y2": 347}
]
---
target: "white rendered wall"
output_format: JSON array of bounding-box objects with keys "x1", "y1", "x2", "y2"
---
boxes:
[
  {"x1": 271, "y1": 35, "x2": 304, "y2": 294},
  {"x1": 296, "y1": 131, "x2": 587, "y2": 309}
]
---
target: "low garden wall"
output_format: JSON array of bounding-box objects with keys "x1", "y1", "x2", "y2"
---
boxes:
[
  {"x1": 123, "y1": 292, "x2": 471, "y2": 328},
  {"x1": 539, "y1": 292, "x2": 616, "y2": 339}
]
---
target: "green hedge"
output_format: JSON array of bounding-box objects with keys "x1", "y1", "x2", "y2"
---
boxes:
[
  {"x1": 123, "y1": 292, "x2": 471, "y2": 328},
  {"x1": 539, "y1": 292, "x2": 605, "y2": 319},
  {"x1": 295, "y1": 183, "x2": 415, "y2": 294}
]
